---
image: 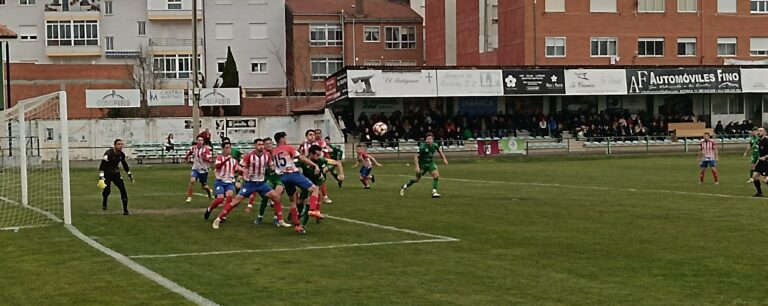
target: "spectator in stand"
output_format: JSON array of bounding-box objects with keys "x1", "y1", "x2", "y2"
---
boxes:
[
  {"x1": 538, "y1": 118, "x2": 548, "y2": 136},
  {"x1": 197, "y1": 128, "x2": 212, "y2": 146},
  {"x1": 360, "y1": 127, "x2": 372, "y2": 147},
  {"x1": 338, "y1": 115, "x2": 348, "y2": 143},
  {"x1": 715, "y1": 121, "x2": 724, "y2": 135},
  {"x1": 165, "y1": 134, "x2": 175, "y2": 152}
]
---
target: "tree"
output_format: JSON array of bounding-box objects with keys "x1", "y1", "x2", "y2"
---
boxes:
[
  {"x1": 219, "y1": 46, "x2": 241, "y2": 116},
  {"x1": 126, "y1": 44, "x2": 165, "y2": 118}
]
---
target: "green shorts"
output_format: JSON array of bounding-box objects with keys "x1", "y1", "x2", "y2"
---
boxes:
[
  {"x1": 417, "y1": 162, "x2": 438, "y2": 177},
  {"x1": 752, "y1": 155, "x2": 760, "y2": 164},
  {"x1": 299, "y1": 178, "x2": 323, "y2": 199},
  {"x1": 267, "y1": 176, "x2": 283, "y2": 188}
]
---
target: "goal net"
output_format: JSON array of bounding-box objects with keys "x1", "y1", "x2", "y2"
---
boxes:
[{"x1": 0, "y1": 91, "x2": 71, "y2": 230}]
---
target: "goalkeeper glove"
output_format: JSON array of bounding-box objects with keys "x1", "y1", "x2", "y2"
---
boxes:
[
  {"x1": 127, "y1": 172, "x2": 134, "y2": 184},
  {"x1": 97, "y1": 178, "x2": 106, "y2": 190}
]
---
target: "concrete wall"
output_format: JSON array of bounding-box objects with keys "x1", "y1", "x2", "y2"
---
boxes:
[{"x1": 30, "y1": 109, "x2": 342, "y2": 161}]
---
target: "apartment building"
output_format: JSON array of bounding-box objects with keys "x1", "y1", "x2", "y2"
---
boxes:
[
  {"x1": 0, "y1": 0, "x2": 286, "y2": 93},
  {"x1": 286, "y1": 0, "x2": 423, "y2": 94},
  {"x1": 426, "y1": 0, "x2": 768, "y2": 66}
]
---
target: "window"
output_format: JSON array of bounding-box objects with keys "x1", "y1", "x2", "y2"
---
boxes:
[
  {"x1": 712, "y1": 95, "x2": 744, "y2": 114},
  {"x1": 545, "y1": 0, "x2": 565, "y2": 12},
  {"x1": 677, "y1": 38, "x2": 696, "y2": 56},
  {"x1": 215, "y1": 23, "x2": 233, "y2": 40},
  {"x1": 385, "y1": 26, "x2": 417, "y2": 49},
  {"x1": 590, "y1": 0, "x2": 617, "y2": 12},
  {"x1": 638, "y1": 0, "x2": 664, "y2": 12},
  {"x1": 19, "y1": 0, "x2": 35, "y2": 5},
  {"x1": 138, "y1": 21, "x2": 146, "y2": 36},
  {"x1": 167, "y1": 0, "x2": 182, "y2": 10},
  {"x1": 216, "y1": 58, "x2": 226, "y2": 75},
  {"x1": 0, "y1": 0, "x2": 5, "y2": 5},
  {"x1": 717, "y1": 37, "x2": 737, "y2": 56},
  {"x1": 638, "y1": 38, "x2": 664, "y2": 56},
  {"x1": 105, "y1": 36, "x2": 114, "y2": 50},
  {"x1": 153, "y1": 54, "x2": 199, "y2": 79},
  {"x1": 545, "y1": 37, "x2": 566, "y2": 57},
  {"x1": 480, "y1": 0, "x2": 499, "y2": 52},
  {"x1": 678, "y1": 0, "x2": 696, "y2": 12},
  {"x1": 309, "y1": 24, "x2": 342, "y2": 47},
  {"x1": 248, "y1": 23, "x2": 267, "y2": 39},
  {"x1": 104, "y1": 0, "x2": 113, "y2": 15},
  {"x1": 363, "y1": 60, "x2": 381, "y2": 66},
  {"x1": 590, "y1": 37, "x2": 617, "y2": 57},
  {"x1": 19, "y1": 25, "x2": 37, "y2": 41},
  {"x1": 364, "y1": 26, "x2": 380, "y2": 42},
  {"x1": 718, "y1": 0, "x2": 736, "y2": 13},
  {"x1": 750, "y1": 38, "x2": 768, "y2": 56},
  {"x1": 46, "y1": 20, "x2": 99, "y2": 46},
  {"x1": 250, "y1": 59, "x2": 268, "y2": 73},
  {"x1": 310, "y1": 57, "x2": 343, "y2": 80},
  {"x1": 752, "y1": 0, "x2": 768, "y2": 13}
]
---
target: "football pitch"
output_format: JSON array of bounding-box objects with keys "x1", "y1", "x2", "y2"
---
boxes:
[{"x1": 4, "y1": 154, "x2": 768, "y2": 305}]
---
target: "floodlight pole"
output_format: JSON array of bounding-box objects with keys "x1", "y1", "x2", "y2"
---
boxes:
[{"x1": 191, "y1": 0, "x2": 200, "y2": 138}]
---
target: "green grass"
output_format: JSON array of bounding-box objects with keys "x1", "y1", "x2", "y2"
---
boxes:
[{"x1": 4, "y1": 154, "x2": 768, "y2": 305}]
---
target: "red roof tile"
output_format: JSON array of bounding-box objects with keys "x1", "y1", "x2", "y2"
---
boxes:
[
  {"x1": 0, "y1": 24, "x2": 17, "y2": 39},
  {"x1": 287, "y1": 0, "x2": 421, "y2": 20}
]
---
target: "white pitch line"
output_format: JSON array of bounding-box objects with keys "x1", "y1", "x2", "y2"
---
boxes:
[
  {"x1": 0, "y1": 196, "x2": 63, "y2": 223},
  {"x1": 65, "y1": 225, "x2": 218, "y2": 306},
  {"x1": 325, "y1": 214, "x2": 459, "y2": 241},
  {"x1": 0, "y1": 194, "x2": 219, "y2": 306},
  {"x1": 386, "y1": 175, "x2": 768, "y2": 202},
  {"x1": 0, "y1": 224, "x2": 52, "y2": 231},
  {"x1": 129, "y1": 238, "x2": 454, "y2": 259}
]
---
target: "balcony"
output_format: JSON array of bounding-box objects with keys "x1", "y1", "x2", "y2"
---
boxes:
[
  {"x1": 147, "y1": 0, "x2": 202, "y2": 21},
  {"x1": 46, "y1": 45, "x2": 101, "y2": 57},
  {"x1": 45, "y1": 0, "x2": 100, "y2": 20},
  {"x1": 148, "y1": 38, "x2": 203, "y2": 55}
]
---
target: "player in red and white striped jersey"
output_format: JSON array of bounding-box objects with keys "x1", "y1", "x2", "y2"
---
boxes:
[
  {"x1": 209, "y1": 138, "x2": 291, "y2": 230},
  {"x1": 203, "y1": 142, "x2": 240, "y2": 223},
  {"x1": 698, "y1": 132, "x2": 719, "y2": 184},
  {"x1": 298, "y1": 129, "x2": 316, "y2": 157},
  {"x1": 184, "y1": 136, "x2": 213, "y2": 203}
]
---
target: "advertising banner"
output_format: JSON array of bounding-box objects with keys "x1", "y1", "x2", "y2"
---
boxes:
[
  {"x1": 86, "y1": 89, "x2": 141, "y2": 108},
  {"x1": 325, "y1": 71, "x2": 348, "y2": 103},
  {"x1": 199, "y1": 88, "x2": 240, "y2": 106},
  {"x1": 503, "y1": 69, "x2": 565, "y2": 95},
  {"x1": 626, "y1": 68, "x2": 742, "y2": 94},
  {"x1": 741, "y1": 69, "x2": 768, "y2": 93},
  {"x1": 437, "y1": 70, "x2": 503, "y2": 96},
  {"x1": 347, "y1": 69, "x2": 438, "y2": 98},
  {"x1": 564, "y1": 69, "x2": 627, "y2": 95},
  {"x1": 500, "y1": 137, "x2": 526, "y2": 155},
  {"x1": 148, "y1": 89, "x2": 186, "y2": 106}
]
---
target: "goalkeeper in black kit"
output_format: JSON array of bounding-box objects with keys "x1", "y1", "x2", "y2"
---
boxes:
[{"x1": 98, "y1": 139, "x2": 134, "y2": 215}]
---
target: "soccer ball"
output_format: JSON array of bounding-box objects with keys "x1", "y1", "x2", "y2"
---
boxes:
[{"x1": 373, "y1": 122, "x2": 388, "y2": 136}]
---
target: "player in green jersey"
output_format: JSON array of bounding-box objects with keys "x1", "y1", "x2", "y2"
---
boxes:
[
  {"x1": 323, "y1": 136, "x2": 345, "y2": 187},
  {"x1": 400, "y1": 132, "x2": 448, "y2": 198},
  {"x1": 745, "y1": 128, "x2": 760, "y2": 183},
  {"x1": 296, "y1": 145, "x2": 344, "y2": 225}
]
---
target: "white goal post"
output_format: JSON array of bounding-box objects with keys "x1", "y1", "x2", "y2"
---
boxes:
[{"x1": 0, "y1": 91, "x2": 71, "y2": 230}]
